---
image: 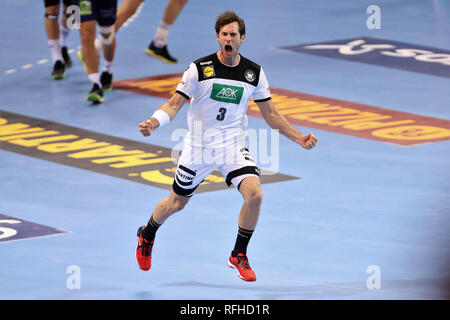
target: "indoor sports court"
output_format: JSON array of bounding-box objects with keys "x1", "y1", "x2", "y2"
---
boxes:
[{"x1": 0, "y1": 0, "x2": 449, "y2": 300}]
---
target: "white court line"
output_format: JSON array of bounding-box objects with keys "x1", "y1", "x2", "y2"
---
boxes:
[{"x1": 3, "y1": 45, "x2": 82, "y2": 76}]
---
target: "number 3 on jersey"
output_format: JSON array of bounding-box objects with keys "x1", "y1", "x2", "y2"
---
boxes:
[{"x1": 216, "y1": 107, "x2": 227, "y2": 121}]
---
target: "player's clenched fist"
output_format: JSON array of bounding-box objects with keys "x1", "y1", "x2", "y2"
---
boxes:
[
  {"x1": 139, "y1": 118, "x2": 159, "y2": 137},
  {"x1": 298, "y1": 133, "x2": 318, "y2": 150}
]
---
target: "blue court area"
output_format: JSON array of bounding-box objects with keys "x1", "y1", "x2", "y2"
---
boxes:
[{"x1": 0, "y1": 0, "x2": 449, "y2": 300}]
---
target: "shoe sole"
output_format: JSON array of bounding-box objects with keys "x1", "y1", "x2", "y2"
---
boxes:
[
  {"x1": 145, "y1": 48, "x2": 177, "y2": 64},
  {"x1": 86, "y1": 93, "x2": 104, "y2": 104},
  {"x1": 51, "y1": 73, "x2": 65, "y2": 80},
  {"x1": 102, "y1": 85, "x2": 113, "y2": 93},
  {"x1": 227, "y1": 259, "x2": 256, "y2": 282}
]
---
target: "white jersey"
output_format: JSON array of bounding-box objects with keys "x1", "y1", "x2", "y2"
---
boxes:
[{"x1": 176, "y1": 52, "x2": 271, "y2": 148}]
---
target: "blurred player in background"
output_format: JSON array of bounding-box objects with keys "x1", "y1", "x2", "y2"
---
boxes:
[
  {"x1": 43, "y1": 0, "x2": 75, "y2": 79},
  {"x1": 94, "y1": 0, "x2": 188, "y2": 64},
  {"x1": 78, "y1": 0, "x2": 117, "y2": 104}
]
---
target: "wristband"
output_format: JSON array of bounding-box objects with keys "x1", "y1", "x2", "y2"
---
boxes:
[{"x1": 151, "y1": 109, "x2": 170, "y2": 128}]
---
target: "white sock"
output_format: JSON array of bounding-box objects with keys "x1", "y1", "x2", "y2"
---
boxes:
[
  {"x1": 94, "y1": 36, "x2": 104, "y2": 54},
  {"x1": 48, "y1": 39, "x2": 63, "y2": 63},
  {"x1": 102, "y1": 59, "x2": 113, "y2": 74},
  {"x1": 88, "y1": 73, "x2": 101, "y2": 87},
  {"x1": 59, "y1": 25, "x2": 70, "y2": 48},
  {"x1": 153, "y1": 21, "x2": 171, "y2": 48}
]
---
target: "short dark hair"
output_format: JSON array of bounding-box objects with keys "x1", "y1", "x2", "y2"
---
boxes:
[{"x1": 215, "y1": 11, "x2": 245, "y2": 36}]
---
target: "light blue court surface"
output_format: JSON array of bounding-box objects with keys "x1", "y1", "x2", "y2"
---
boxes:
[{"x1": 0, "y1": 0, "x2": 449, "y2": 300}]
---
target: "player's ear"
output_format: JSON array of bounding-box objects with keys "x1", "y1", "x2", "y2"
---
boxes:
[
  {"x1": 240, "y1": 34, "x2": 245, "y2": 42},
  {"x1": 216, "y1": 33, "x2": 219, "y2": 41}
]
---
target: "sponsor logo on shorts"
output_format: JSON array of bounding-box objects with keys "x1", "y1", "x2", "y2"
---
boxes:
[
  {"x1": 210, "y1": 83, "x2": 244, "y2": 104},
  {"x1": 279, "y1": 37, "x2": 450, "y2": 78},
  {"x1": 79, "y1": 0, "x2": 92, "y2": 15},
  {"x1": 0, "y1": 110, "x2": 297, "y2": 193},
  {"x1": 114, "y1": 73, "x2": 450, "y2": 146},
  {"x1": 0, "y1": 213, "x2": 66, "y2": 243},
  {"x1": 175, "y1": 165, "x2": 196, "y2": 186}
]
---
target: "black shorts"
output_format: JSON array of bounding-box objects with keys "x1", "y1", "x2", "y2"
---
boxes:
[
  {"x1": 80, "y1": 0, "x2": 117, "y2": 26},
  {"x1": 44, "y1": 0, "x2": 74, "y2": 7}
]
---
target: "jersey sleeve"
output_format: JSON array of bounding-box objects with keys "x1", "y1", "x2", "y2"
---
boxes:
[
  {"x1": 253, "y1": 67, "x2": 271, "y2": 102},
  {"x1": 176, "y1": 63, "x2": 198, "y2": 100}
]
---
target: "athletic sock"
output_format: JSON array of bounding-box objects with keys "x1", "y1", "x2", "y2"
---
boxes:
[
  {"x1": 102, "y1": 59, "x2": 113, "y2": 74},
  {"x1": 48, "y1": 39, "x2": 63, "y2": 63},
  {"x1": 232, "y1": 227, "x2": 254, "y2": 256},
  {"x1": 59, "y1": 25, "x2": 70, "y2": 48},
  {"x1": 153, "y1": 20, "x2": 171, "y2": 48},
  {"x1": 88, "y1": 73, "x2": 101, "y2": 87},
  {"x1": 142, "y1": 215, "x2": 161, "y2": 242}
]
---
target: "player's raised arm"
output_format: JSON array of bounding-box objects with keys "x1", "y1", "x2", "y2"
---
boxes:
[
  {"x1": 255, "y1": 98, "x2": 318, "y2": 150},
  {"x1": 139, "y1": 92, "x2": 188, "y2": 137}
]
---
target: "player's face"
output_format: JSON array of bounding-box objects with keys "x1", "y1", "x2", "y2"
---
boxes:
[{"x1": 216, "y1": 22, "x2": 245, "y2": 61}]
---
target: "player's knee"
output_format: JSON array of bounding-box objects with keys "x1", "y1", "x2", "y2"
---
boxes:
[
  {"x1": 171, "y1": 198, "x2": 188, "y2": 213},
  {"x1": 45, "y1": 6, "x2": 59, "y2": 19},
  {"x1": 162, "y1": 195, "x2": 188, "y2": 214},
  {"x1": 156, "y1": 199, "x2": 174, "y2": 216},
  {"x1": 98, "y1": 25, "x2": 115, "y2": 45},
  {"x1": 246, "y1": 190, "x2": 263, "y2": 210}
]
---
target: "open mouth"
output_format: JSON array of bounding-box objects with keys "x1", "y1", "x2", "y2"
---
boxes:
[{"x1": 225, "y1": 45, "x2": 233, "y2": 54}]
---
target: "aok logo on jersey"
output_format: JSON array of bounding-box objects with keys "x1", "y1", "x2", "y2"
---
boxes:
[
  {"x1": 280, "y1": 37, "x2": 450, "y2": 78},
  {"x1": 211, "y1": 83, "x2": 244, "y2": 104},
  {"x1": 113, "y1": 73, "x2": 450, "y2": 146}
]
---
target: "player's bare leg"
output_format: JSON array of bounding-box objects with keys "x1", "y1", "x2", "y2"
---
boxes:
[
  {"x1": 115, "y1": 0, "x2": 142, "y2": 32},
  {"x1": 45, "y1": 4, "x2": 65, "y2": 79},
  {"x1": 79, "y1": 20, "x2": 98, "y2": 74},
  {"x1": 45, "y1": 4, "x2": 60, "y2": 39},
  {"x1": 162, "y1": 0, "x2": 188, "y2": 25},
  {"x1": 237, "y1": 176, "x2": 263, "y2": 230},
  {"x1": 146, "y1": 0, "x2": 188, "y2": 64},
  {"x1": 99, "y1": 29, "x2": 116, "y2": 92},
  {"x1": 136, "y1": 191, "x2": 190, "y2": 270},
  {"x1": 151, "y1": 190, "x2": 190, "y2": 224},
  {"x1": 60, "y1": 4, "x2": 73, "y2": 67},
  {"x1": 79, "y1": 20, "x2": 103, "y2": 103},
  {"x1": 228, "y1": 176, "x2": 262, "y2": 281},
  {"x1": 93, "y1": 0, "x2": 141, "y2": 54}
]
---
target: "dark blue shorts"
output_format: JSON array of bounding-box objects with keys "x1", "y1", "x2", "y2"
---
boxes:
[
  {"x1": 79, "y1": 0, "x2": 117, "y2": 26},
  {"x1": 44, "y1": 0, "x2": 75, "y2": 7}
]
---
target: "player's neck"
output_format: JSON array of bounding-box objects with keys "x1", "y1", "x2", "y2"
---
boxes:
[{"x1": 217, "y1": 51, "x2": 240, "y2": 67}]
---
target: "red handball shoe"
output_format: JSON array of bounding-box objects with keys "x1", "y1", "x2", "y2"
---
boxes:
[
  {"x1": 136, "y1": 226, "x2": 154, "y2": 271},
  {"x1": 228, "y1": 252, "x2": 257, "y2": 282}
]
